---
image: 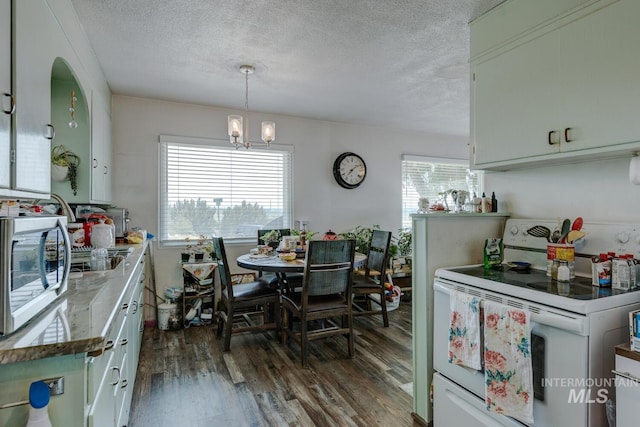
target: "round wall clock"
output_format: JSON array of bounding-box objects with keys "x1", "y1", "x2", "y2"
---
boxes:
[{"x1": 333, "y1": 152, "x2": 367, "y2": 189}]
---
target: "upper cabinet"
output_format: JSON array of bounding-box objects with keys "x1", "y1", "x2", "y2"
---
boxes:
[
  {"x1": 90, "y1": 95, "x2": 112, "y2": 203},
  {"x1": 0, "y1": 1, "x2": 11, "y2": 190},
  {"x1": 470, "y1": 0, "x2": 640, "y2": 170},
  {"x1": 13, "y1": 0, "x2": 64, "y2": 195},
  {"x1": 0, "y1": 0, "x2": 112, "y2": 202}
]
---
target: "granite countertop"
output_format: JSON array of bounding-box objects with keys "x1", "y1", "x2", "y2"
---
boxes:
[
  {"x1": 615, "y1": 343, "x2": 640, "y2": 363},
  {"x1": 0, "y1": 242, "x2": 149, "y2": 364}
]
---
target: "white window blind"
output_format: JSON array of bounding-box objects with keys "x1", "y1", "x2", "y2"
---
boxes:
[
  {"x1": 159, "y1": 135, "x2": 293, "y2": 245},
  {"x1": 401, "y1": 155, "x2": 482, "y2": 228}
]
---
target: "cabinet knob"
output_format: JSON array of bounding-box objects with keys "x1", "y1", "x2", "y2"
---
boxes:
[
  {"x1": 104, "y1": 340, "x2": 115, "y2": 351},
  {"x1": 120, "y1": 379, "x2": 128, "y2": 389},
  {"x1": 120, "y1": 338, "x2": 128, "y2": 346},
  {"x1": 103, "y1": 165, "x2": 108, "y2": 175},
  {"x1": 92, "y1": 158, "x2": 98, "y2": 168},
  {"x1": 548, "y1": 130, "x2": 560, "y2": 145},
  {"x1": 45, "y1": 124, "x2": 55, "y2": 140},
  {"x1": 2, "y1": 93, "x2": 15, "y2": 115},
  {"x1": 110, "y1": 367, "x2": 121, "y2": 386},
  {"x1": 564, "y1": 127, "x2": 573, "y2": 143}
]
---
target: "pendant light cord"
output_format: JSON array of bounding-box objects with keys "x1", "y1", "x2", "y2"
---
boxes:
[{"x1": 244, "y1": 69, "x2": 250, "y2": 148}]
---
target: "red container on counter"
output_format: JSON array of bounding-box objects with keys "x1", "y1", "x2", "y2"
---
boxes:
[{"x1": 82, "y1": 221, "x2": 93, "y2": 247}]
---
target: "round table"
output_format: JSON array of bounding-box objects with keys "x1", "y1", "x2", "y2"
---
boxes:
[{"x1": 236, "y1": 252, "x2": 366, "y2": 293}]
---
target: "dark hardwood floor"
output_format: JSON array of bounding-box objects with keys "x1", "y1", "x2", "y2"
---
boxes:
[{"x1": 129, "y1": 300, "x2": 416, "y2": 426}]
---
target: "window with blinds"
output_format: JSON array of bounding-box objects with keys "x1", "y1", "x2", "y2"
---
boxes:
[
  {"x1": 401, "y1": 155, "x2": 482, "y2": 228},
  {"x1": 159, "y1": 135, "x2": 293, "y2": 245}
]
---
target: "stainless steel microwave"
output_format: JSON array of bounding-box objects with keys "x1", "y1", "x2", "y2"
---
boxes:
[{"x1": 0, "y1": 216, "x2": 71, "y2": 335}]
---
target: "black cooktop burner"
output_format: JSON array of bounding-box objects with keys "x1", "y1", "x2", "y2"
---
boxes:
[{"x1": 447, "y1": 265, "x2": 640, "y2": 300}]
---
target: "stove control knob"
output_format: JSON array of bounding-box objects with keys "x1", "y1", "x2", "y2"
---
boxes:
[
  {"x1": 616, "y1": 232, "x2": 630, "y2": 244},
  {"x1": 510, "y1": 226, "x2": 519, "y2": 235}
]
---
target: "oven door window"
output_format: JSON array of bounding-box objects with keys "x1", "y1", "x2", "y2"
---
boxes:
[{"x1": 11, "y1": 228, "x2": 67, "y2": 311}]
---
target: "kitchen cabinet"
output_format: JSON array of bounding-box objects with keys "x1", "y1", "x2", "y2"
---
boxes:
[
  {"x1": 0, "y1": 243, "x2": 149, "y2": 427},
  {"x1": 0, "y1": 0, "x2": 10, "y2": 190},
  {"x1": 90, "y1": 96, "x2": 113, "y2": 204},
  {"x1": 88, "y1": 249, "x2": 146, "y2": 426},
  {"x1": 470, "y1": 0, "x2": 640, "y2": 170},
  {"x1": 12, "y1": 0, "x2": 64, "y2": 196},
  {"x1": 614, "y1": 346, "x2": 640, "y2": 427}
]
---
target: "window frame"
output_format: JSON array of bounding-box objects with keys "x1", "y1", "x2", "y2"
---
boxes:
[
  {"x1": 401, "y1": 154, "x2": 483, "y2": 229},
  {"x1": 158, "y1": 134, "x2": 294, "y2": 247}
]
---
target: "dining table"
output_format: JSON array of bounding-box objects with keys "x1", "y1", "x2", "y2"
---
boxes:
[{"x1": 236, "y1": 251, "x2": 367, "y2": 294}]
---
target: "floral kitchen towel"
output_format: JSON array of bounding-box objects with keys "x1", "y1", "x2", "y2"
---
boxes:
[
  {"x1": 483, "y1": 300, "x2": 534, "y2": 424},
  {"x1": 448, "y1": 291, "x2": 482, "y2": 370}
]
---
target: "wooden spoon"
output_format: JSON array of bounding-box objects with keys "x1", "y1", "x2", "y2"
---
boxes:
[{"x1": 567, "y1": 230, "x2": 586, "y2": 244}]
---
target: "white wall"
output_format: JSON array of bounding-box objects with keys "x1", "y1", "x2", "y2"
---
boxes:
[
  {"x1": 111, "y1": 95, "x2": 468, "y2": 292},
  {"x1": 484, "y1": 156, "x2": 640, "y2": 221}
]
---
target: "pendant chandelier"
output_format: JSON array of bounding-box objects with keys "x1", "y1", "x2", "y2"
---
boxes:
[{"x1": 227, "y1": 65, "x2": 275, "y2": 149}]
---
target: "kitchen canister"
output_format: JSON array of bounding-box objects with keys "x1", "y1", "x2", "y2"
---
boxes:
[{"x1": 91, "y1": 221, "x2": 115, "y2": 248}]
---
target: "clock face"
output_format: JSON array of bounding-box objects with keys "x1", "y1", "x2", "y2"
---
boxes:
[{"x1": 333, "y1": 152, "x2": 367, "y2": 189}]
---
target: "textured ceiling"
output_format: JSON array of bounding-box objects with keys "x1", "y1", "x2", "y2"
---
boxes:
[{"x1": 70, "y1": 0, "x2": 505, "y2": 137}]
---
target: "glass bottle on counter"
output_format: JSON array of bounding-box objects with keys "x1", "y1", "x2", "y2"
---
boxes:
[
  {"x1": 551, "y1": 259, "x2": 560, "y2": 280},
  {"x1": 557, "y1": 260, "x2": 570, "y2": 282}
]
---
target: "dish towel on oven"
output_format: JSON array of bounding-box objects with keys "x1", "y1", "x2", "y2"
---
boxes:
[
  {"x1": 448, "y1": 291, "x2": 482, "y2": 370},
  {"x1": 483, "y1": 300, "x2": 534, "y2": 424}
]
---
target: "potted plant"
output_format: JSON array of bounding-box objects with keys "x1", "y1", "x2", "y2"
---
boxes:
[
  {"x1": 51, "y1": 145, "x2": 80, "y2": 196},
  {"x1": 396, "y1": 229, "x2": 412, "y2": 257},
  {"x1": 259, "y1": 229, "x2": 281, "y2": 249}
]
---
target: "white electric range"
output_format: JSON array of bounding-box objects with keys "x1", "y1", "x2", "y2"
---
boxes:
[{"x1": 432, "y1": 218, "x2": 640, "y2": 427}]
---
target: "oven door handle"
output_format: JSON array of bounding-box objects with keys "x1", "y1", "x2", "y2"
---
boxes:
[
  {"x1": 434, "y1": 281, "x2": 586, "y2": 334},
  {"x1": 612, "y1": 369, "x2": 640, "y2": 384}
]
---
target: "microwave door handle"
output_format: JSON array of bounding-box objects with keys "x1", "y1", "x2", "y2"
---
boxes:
[
  {"x1": 38, "y1": 231, "x2": 49, "y2": 289},
  {"x1": 58, "y1": 218, "x2": 72, "y2": 285}
]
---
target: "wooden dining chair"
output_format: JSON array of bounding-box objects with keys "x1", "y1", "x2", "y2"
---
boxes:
[
  {"x1": 212, "y1": 237, "x2": 281, "y2": 352},
  {"x1": 352, "y1": 229, "x2": 392, "y2": 327},
  {"x1": 281, "y1": 239, "x2": 356, "y2": 368},
  {"x1": 257, "y1": 228, "x2": 303, "y2": 289}
]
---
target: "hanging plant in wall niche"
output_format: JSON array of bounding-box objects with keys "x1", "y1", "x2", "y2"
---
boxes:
[{"x1": 51, "y1": 145, "x2": 80, "y2": 196}]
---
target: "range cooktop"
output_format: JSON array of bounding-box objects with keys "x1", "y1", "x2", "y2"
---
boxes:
[
  {"x1": 436, "y1": 264, "x2": 640, "y2": 314},
  {"x1": 446, "y1": 265, "x2": 634, "y2": 301}
]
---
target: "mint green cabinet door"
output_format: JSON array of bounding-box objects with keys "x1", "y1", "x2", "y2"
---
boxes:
[
  {"x1": 0, "y1": 0, "x2": 10, "y2": 190},
  {"x1": 13, "y1": 0, "x2": 62, "y2": 194},
  {"x1": 472, "y1": 29, "x2": 562, "y2": 167},
  {"x1": 90, "y1": 95, "x2": 112, "y2": 203},
  {"x1": 559, "y1": 0, "x2": 640, "y2": 152}
]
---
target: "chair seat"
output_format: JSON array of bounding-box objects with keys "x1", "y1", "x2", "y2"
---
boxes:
[
  {"x1": 352, "y1": 276, "x2": 384, "y2": 290},
  {"x1": 231, "y1": 279, "x2": 279, "y2": 302},
  {"x1": 282, "y1": 293, "x2": 349, "y2": 313}
]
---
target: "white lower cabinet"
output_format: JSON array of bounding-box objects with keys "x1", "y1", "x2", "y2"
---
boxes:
[
  {"x1": 614, "y1": 353, "x2": 640, "y2": 427},
  {"x1": 88, "y1": 252, "x2": 146, "y2": 427}
]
